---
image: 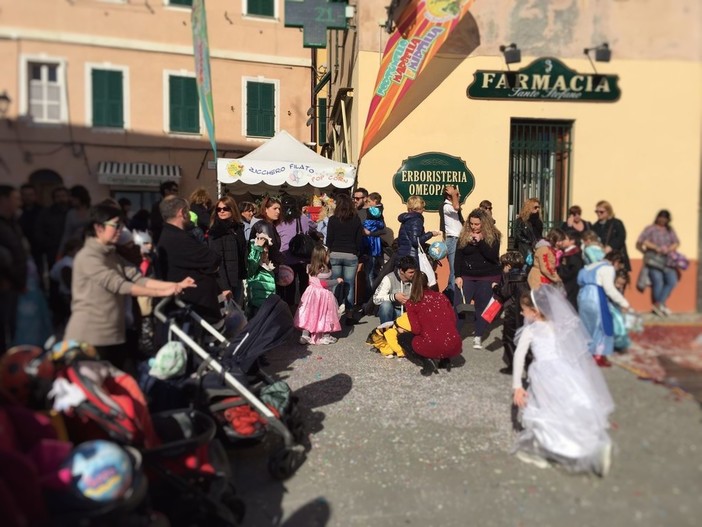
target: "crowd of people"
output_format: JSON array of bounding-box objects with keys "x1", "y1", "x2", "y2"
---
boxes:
[{"x1": 0, "y1": 180, "x2": 689, "y2": 476}]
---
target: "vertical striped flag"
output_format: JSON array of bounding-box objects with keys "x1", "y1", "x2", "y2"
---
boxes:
[
  {"x1": 192, "y1": 0, "x2": 216, "y2": 159},
  {"x1": 359, "y1": 0, "x2": 476, "y2": 158}
]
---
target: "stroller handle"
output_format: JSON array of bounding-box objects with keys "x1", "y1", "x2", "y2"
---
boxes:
[{"x1": 154, "y1": 296, "x2": 228, "y2": 345}]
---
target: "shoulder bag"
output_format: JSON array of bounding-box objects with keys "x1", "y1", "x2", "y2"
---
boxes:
[
  {"x1": 289, "y1": 217, "x2": 316, "y2": 259},
  {"x1": 643, "y1": 250, "x2": 667, "y2": 270}
]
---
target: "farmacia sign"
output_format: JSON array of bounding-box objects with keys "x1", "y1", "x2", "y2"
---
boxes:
[{"x1": 467, "y1": 57, "x2": 621, "y2": 102}]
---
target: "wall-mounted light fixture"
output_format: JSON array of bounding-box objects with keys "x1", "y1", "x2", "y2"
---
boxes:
[
  {"x1": 499, "y1": 43, "x2": 521, "y2": 68},
  {"x1": 584, "y1": 43, "x2": 611, "y2": 73},
  {"x1": 0, "y1": 91, "x2": 11, "y2": 118}
]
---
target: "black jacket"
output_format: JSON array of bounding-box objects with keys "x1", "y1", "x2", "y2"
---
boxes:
[
  {"x1": 493, "y1": 267, "x2": 529, "y2": 312},
  {"x1": 557, "y1": 245, "x2": 584, "y2": 309},
  {"x1": 396, "y1": 212, "x2": 432, "y2": 259},
  {"x1": 455, "y1": 238, "x2": 501, "y2": 278},
  {"x1": 327, "y1": 215, "x2": 363, "y2": 255},
  {"x1": 592, "y1": 218, "x2": 631, "y2": 271},
  {"x1": 513, "y1": 218, "x2": 537, "y2": 259},
  {"x1": 0, "y1": 216, "x2": 28, "y2": 292},
  {"x1": 34, "y1": 203, "x2": 69, "y2": 260},
  {"x1": 208, "y1": 219, "x2": 247, "y2": 290},
  {"x1": 157, "y1": 223, "x2": 222, "y2": 322}
]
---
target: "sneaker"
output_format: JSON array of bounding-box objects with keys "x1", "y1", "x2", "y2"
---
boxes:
[
  {"x1": 318, "y1": 334, "x2": 338, "y2": 345},
  {"x1": 337, "y1": 304, "x2": 346, "y2": 317},
  {"x1": 515, "y1": 450, "x2": 549, "y2": 469},
  {"x1": 597, "y1": 442, "x2": 613, "y2": 478},
  {"x1": 299, "y1": 331, "x2": 311, "y2": 345},
  {"x1": 472, "y1": 336, "x2": 482, "y2": 350},
  {"x1": 651, "y1": 304, "x2": 666, "y2": 317},
  {"x1": 660, "y1": 305, "x2": 672, "y2": 316}
]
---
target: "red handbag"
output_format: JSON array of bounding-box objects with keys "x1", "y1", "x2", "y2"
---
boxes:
[{"x1": 481, "y1": 297, "x2": 503, "y2": 323}]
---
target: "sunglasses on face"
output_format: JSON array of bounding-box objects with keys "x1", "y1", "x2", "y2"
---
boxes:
[
  {"x1": 595, "y1": 209, "x2": 606, "y2": 214},
  {"x1": 482, "y1": 206, "x2": 492, "y2": 211},
  {"x1": 353, "y1": 196, "x2": 365, "y2": 201},
  {"x1": 103, "y1": 220, "x2": 122, "y2": 229},
  {"x1": 216, "y1": 206, "x2": 231, "y2": 212}
]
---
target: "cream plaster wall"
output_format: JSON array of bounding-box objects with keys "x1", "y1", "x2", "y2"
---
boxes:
[{"x1": 355, "y1": 52, "x2": 702, "y2": 262}]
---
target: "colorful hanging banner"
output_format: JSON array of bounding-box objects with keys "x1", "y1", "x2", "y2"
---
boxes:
[
  {"x1": 359, "y1": 0, "x2": 476, "y2": 158},
  {"x1": 192, "y1": 0, "x2": 216, "y2": 159}
]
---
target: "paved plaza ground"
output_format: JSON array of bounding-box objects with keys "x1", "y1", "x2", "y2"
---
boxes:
[{"x1": 230, "y1": 314, "x2": 702, "y2": 527}]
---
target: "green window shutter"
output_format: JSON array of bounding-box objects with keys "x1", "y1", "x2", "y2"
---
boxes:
[
  {"x1": 169, "y1": 76, "x2": 199, "y2": 133},
  {"x1": 246, "y1": 81, "x2": 275, "y2": 137},
  {"x1": 317, "y1": 98, "x2": 327, "y2": 145},
  {"x1": 170, "y1": 0, "x2": 192, "y2": 6},
  {"x1": 247, "y1": 0, "x2": 274, "y2": 17},
  {"x1": 92, "y1": 69, "x2": 123, "y2": 128}
]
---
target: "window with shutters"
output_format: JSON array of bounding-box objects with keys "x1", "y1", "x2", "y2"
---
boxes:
[
  {"x1": 245, "y1": 0, "x2": 275, "y2": 18},
  {"x1": 25, "y1": 60, "x2": 66, "y2": 124},
  {"x1": 168, "y1": 0, "x2": 193, "y2": 7},
  {"x1": 167, "y1": 74, "x2": 200, "y2": 134},
  {"x1": 89, "y1": 68, "x2": 125, "y2": 129},
  {"x1": 244, "y1": 79, "x2": 277, "y2": 138}
]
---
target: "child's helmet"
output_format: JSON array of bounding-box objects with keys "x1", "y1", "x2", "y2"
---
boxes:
[
  {"x1": 132, "y1": 231, "x2": 153, "y2": 254},
  {"x1": 428, "y1": 241, "x2": 448, "y2": 261},
  {"x1": 61, "y1": 440, "x2": 135, "y2": 503}
]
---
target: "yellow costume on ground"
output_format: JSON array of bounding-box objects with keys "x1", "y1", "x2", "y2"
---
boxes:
[{"x1": 366, "y1": 313, "x2": 411, "y2": 357}]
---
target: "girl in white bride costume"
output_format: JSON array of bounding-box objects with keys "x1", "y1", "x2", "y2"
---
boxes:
[{"x1": 511, "y1": 285, "x2": 614, "y2": 476}]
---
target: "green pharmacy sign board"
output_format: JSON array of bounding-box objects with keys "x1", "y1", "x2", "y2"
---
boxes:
[
  {"x1": 393, "y1": 153, "x2": 475, "y2": 212},
  {"x1": 467, "y1": 58, "x2": 621, "y2": 102}
]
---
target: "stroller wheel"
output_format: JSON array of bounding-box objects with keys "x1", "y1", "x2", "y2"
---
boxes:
[{"x1": 268, "y1": 445, "x2": 306, "y2": 480}]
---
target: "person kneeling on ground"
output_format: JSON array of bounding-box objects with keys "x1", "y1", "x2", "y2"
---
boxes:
[
  {"x1": 372, "y1": 256, "x2": 417, "y2": 324},
  {"x1": 396, "y1": 271, "x2": 462, "y2": 376}
]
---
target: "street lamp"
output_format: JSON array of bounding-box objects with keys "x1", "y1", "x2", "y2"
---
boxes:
[
  {"x1": 499, "y1": 43, "x2": 522, "y2": 68},
  {"x1": 584, "y1": 43, "x2": 611, "y2": 73}
]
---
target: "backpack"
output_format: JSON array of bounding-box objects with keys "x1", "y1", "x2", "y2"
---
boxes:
[{"x1": 289, "y1": 217, "x2": 315, "y2": 259}]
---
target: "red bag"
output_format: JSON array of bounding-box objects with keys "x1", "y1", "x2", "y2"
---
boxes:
[{"x1": 481, "y1": 297, "x2": 503, "y2": 323}]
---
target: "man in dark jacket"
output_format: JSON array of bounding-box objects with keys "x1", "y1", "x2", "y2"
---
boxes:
[
  {"x1": 150, "y1": 181, "x2": 179, "y2": 245},
  {"x1": 18, "y1": 183, "x2": 44, "y2": 278},
  {"x1": 34, "y1": 186, "x2": 70, "y2": 268},
  {"x1": 157, "y1": 196, "x2": 222, "y2": 323},
  {"x1": 0, "y1": 185, "x2": 28, "y2": 353}
]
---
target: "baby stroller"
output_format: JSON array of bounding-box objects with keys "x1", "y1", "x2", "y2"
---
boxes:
[
  {"x1": 153, "y1": 295, "x2": 306, "y2": 480},
  {"x1": 26, "y1": 343, "x2": 244, "y2": 527}
]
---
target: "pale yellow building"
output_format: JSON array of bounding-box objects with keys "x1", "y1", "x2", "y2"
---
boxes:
[
  {"x1": 323, "y1": 0, "x2": 702, "y2": 312},
  {"x1": 0, "y1": 0, "x2": 313, "y2": 209}
]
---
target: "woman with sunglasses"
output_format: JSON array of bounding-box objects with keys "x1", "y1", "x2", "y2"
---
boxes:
[
  {"x1": 513, "y1": 198, "x2": 543, "y2": 263},
  {"x1": 208, "y1": 195, "x2": 247, "y2": 307},
  {"x1": 560, "y1": 205, "x2": 592, "y2": 233},
  {"x1": 65, "y1": 203, "x2": 195, "y2": 372},
  {"x1": 591, "y1": 201, "x2": 631, "y2": 271}
]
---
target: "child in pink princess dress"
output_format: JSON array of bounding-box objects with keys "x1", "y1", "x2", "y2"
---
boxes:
[{"x1": 295, "y1": 244, "x2": 343, "y2": 345}]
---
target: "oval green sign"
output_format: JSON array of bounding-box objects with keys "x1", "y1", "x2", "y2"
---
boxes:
[{"x1": 392, "y1": 152, "x2": 475, "y2": 212}]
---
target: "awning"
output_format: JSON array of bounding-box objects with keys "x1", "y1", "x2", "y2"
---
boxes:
[
  {"x1": 216, "y1": 130, "x2": 356, "y2": 191},
  {"x1": 97, "y1": 161, "x2": 181, "y2": 187}
]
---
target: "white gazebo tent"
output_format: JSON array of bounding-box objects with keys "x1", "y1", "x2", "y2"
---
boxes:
[{"x1": 216, "y1": 130, "x2": 356, "y2": 196}]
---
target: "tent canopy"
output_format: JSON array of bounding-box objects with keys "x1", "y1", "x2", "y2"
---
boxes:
[{"x1": 217, "y1": 130, "x2": 356, "y2": 194}]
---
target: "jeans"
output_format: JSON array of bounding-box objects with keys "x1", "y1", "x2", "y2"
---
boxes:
[
  {"x1": 648, "y1": 266, "x2": 678, "y2": 305},
  {"x1": 331, "y1": 255, "x2": 359, "y2": 309},
  {"x1": 378, "y1": 301, "x2": 402, "y2": 324},
  {"x1": 459, "y1": 278, "x2": 494, "y2": 338},
  {"x1": 445, "y1": 236, "x2": 458, "y2": 291}
]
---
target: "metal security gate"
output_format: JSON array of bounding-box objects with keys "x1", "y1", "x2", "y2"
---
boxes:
[{"x1": 508, "y1": 119, "x2": 573, "y2": 238}]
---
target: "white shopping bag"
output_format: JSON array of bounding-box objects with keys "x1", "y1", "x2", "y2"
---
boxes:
[{"x1": 417, "y1": 240, "x2": 437, "y2": 287}]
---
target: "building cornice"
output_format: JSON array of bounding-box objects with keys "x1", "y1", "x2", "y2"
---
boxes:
[{"x1": 0, "y1": 26, "x2": 311, "y2": 68}]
